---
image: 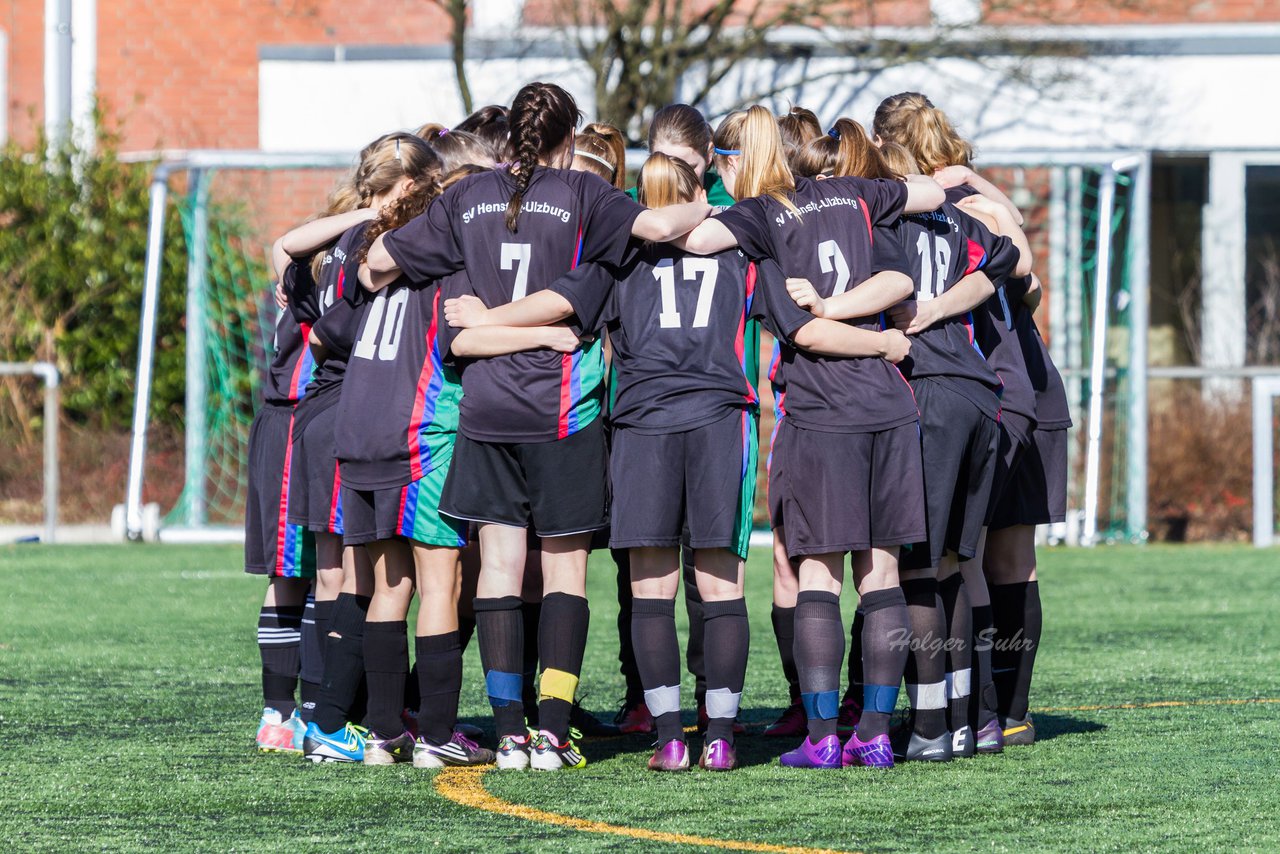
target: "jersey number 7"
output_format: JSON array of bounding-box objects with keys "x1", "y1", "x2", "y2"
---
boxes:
[{"x1": 502, "y1": 242, "x2": 532, "y2": 301}]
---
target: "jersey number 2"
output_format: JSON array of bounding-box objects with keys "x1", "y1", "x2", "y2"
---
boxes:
[
  {"x1": 654, "y1": 257, "x2": 718, "y2": 328},
  {"x1": 353, "y1": 289, "x2": 409, "y2": 361}
]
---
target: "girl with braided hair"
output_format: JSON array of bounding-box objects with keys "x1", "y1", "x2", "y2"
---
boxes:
[{"x1": 364, "y1": 81, "x2": 709, "y2": 771}]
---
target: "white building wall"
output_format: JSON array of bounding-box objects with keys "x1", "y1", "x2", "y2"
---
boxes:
[{"x1": 260, "y1": 50, "x2": 1280, "y2": 154}]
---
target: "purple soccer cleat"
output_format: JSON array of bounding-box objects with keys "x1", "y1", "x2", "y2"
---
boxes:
[
  {"x1": 842, "y1": 731, "x2": 895, "y2": 768},
  {"x1": 975, "y1": 718, "x2": 1005, "y2": 754},
  {"x1": 698, "y1": 738, "x2": 738, "y2": 771},
  {"x1": 648, "y1": 738, "x2": 690, "y2": 772},
  {"x1": 779, "y1": 735, "x2": 843, "y2": 769}
]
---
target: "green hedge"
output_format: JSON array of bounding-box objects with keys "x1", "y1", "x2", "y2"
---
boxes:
[{"x1": 0, "y1": 123, "x2": 189, "y2": 432}]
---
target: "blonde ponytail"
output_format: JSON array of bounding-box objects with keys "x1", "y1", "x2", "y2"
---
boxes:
[{"x1": 714, "y1": 106, "x2": 799, "y2": 217}]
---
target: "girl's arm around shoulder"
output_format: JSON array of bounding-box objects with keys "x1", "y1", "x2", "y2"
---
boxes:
[
  {"x1": 450, "y1": 325, "x2": 581, "y2": 358},
  {"x1": 792, "y1": 320, "x2": 911, "y2": 363},
  {"x1": 633, "y1": 200, "x2": 712, "y2": 243},
  {"x1": 901, "y1": 175, "x2": 946, "y2": 214},
  {"x1": 281, "y1": 208, "x2": 376, "y2": 259}
]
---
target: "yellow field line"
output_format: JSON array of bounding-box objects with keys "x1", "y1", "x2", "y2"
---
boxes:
[
  {"x1": 435, "y1": 697, "x2": 1278, "y2": 851},
  {"x1": 433, "y1": 766, "x2": 854, "y2": 854},
  {"x1": 1031, "y1": 697, "x2": 1280, "y2": 713}
]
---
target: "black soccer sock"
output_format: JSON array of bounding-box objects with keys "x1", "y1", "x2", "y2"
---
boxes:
[
  {"x1": 474, "y1": 596, "x2": 525, "y2": 739},
  {"x1": 702, "y1": 598, "x2": 748, "y2": 745},
  {"x1": 970, "y1": 603, "x2": 1000, "y2": 729},
  {"x1": 457, "y1": 613, "x2": 476, "y2": 654},
  {"x1": 416, "y1": 632, "x2": 463, "y2": 745},
  {"x1": 632, "y1": 597, "x2": 683, "y2": 745},
  {"x1": 298, "y1": 593, "x2": 323, "y2": 722},
  {"x1": 991, "y1": 581, "x2": 1041, "y2": 721},
  {"x1": 362, "y1": 620, "x2": 409, "y2": 737},
  {"x1": 939, "y1": 574, "x2": 972, "y2": 731},
  {"x1": 613, "y1": 549, "x2": 644, "y2": 705},
  {"x1": 312, "y1": 592, "x2": 370, "y2": 734},
  {"x1": 902, "y1": 578, "x2": 947, "y2": 739},
  {"x1": 856, "y1": 587, "x2": 909, "y2": 742},
  {"x1": 521, "y1": 602, "x2": 542, "y2": 725},
  {"x1": 404, "y1": 661, "x2": 420, "y2": 715},
  {"x1": 843, "y1": 607, "x2": 865, "y2": 706},
  {"x1": 794, "y1": 590, "x2": 844, "y2": 742},
  {"x1": 258, "y1": 603, "x2": 304, "y2": 718},
  {"x1": 770, "y1": 605, "x2": 801, "y2": 703},
  {"x1": 538, "y1": 592, "x2": 589, "y2": 741},
  {"x1": 682, "y1": 547, "x2": 707, "y2": 707}
]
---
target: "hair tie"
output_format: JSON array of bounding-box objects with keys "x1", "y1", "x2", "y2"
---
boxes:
[
  {"x1": 713, "y1": 146, "x2": 740, "y2": 156},
  {"x1": 574, "y1": 149, "x2": 616, "y2": 176},
  {"x1": 828, "y1": 128, "x2": 841, "y2": 140},
  {"x1": 438, "y1": 129, "x2": 449, "y2": 137}
]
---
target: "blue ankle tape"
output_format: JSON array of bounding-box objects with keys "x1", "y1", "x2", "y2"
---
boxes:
[
  {"x1": 801, "y1": 690, "x2": 840, "y2": 721},
  {"x1": 485, "y1": 670, "x2": 523, "y2": 707},
  {"x1": 863, "y1": 684, "x2": 899, "y2": 715}
]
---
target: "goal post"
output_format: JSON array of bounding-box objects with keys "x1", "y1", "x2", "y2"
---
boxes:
[
  {"x1": 120, "y1": 150, "x2": 356, "y2": 542},
  {"x1": 1253, "y1": 375, "x2": 1280, "y2": 548}
]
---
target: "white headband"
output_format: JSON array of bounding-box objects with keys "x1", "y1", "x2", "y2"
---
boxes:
[{"x1": 575, "y1": 150, "x2": 616, "y2": 176}]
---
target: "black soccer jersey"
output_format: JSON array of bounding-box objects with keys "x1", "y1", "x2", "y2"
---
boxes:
[
  {"x1": 945, "y1": 185, "x2": 1037, "y2": 425},
  {"x1": 552, "y1": 247, "x2": 776, "y2": 434},
  {"x1": 1003, "y1": 275, "x2": 1073, "y2": 429},
  {"x1": 890, "y1": 203, "x2": 1018, "y2": 419},
  {"x1": 262, "y1": 261, "x2": 321, "y2": 406},
  {"x1": 335, "y1": 269, "x2": 464, "y2": 491},
  {"x1": 715, "y1": 176, "x2": 918, "y2": 433},
  {"x1": 293, "y1": 223, "x2": 367, "y2": 393},
  {"x1": 385, "y1": 166, "x2": 645, "y2": 443}
]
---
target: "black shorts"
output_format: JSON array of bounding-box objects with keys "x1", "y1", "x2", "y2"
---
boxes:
[
  {"x1": 287, "y1": 398, "x2": 343, "y2": 535},
  {"x1": 244, "y1": 403, "x2": 314, "y2": 578},
  {"x1": 989, "y1": 427, "x2": 1069, "y2": 529},
  {"x1": 609, "y1": 409, "x2": 757, "y2": 559},
  {"x1": 341, "y1": 475, "x2": 467, "y2": 548},
  {"x1": 440, "y1": 417, "x2": 609, "y2": 537},
  {"x1": 770, "y1": 419, "x2": 926, "y2": 558},
  {"x1": 985, "y1": 410, "x2": 1034, "y2": 525},
  {"x1": 902, "y1": 379, "x2": 1000, "y2": 569}
]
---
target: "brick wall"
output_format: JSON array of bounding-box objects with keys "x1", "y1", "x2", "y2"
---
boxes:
[{"x1": 4, "y1": 0, "x2": 452, "y2": 150}]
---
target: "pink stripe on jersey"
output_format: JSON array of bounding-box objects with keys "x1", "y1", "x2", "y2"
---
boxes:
[
  {"x1": 965, "y1": 239, "x2": 987, "y2": 276},
  {"x1": 736, "y1": 263, "x2": 759, "y2": 404},
  {"x1": 407, "y1": 289, "x2": 445, "y2": 481},
  {"x1": 555, "y1": 227, "x2": 586, "y2": 440}
]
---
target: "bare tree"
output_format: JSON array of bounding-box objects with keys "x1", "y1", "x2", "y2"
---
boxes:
[
  {"x1": 430, "y1": 0, "x2": 474, "y2": 116},
  {"x1": 552, "y1": 0, "x2": 828, "y2": 141}
]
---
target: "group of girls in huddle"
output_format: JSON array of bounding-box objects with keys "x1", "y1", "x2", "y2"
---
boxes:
[{"x1": 243, "y1": 81, "x2": 1068, "y2": 774}]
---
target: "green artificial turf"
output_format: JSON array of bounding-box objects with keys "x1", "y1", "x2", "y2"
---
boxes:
[{"x1": 1, "y1": 543, "x2": 1278, "y2": 852}]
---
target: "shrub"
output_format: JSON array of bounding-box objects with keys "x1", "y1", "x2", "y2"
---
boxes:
[{"x1": 0, "y1": 118, "x2": 188, "y2": 437}]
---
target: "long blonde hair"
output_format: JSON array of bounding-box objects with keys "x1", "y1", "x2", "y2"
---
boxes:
[
  {"x1": 777, "y1": 105, "x2": 823, "y2": 172},
  {"x1": 636, "y1": 152, "x2": 701, "y2": 209},
  {"x1": 572, "y1": 122, "x2": 627, "y2": 189},
  {"x1": 873, "y1": 92, "x2": 974, "y2": 174},
  {"x1": 877, "y1": 141, "x2": 922, "y2": 177},
  {"x1": 714, "y1": 106, "x2": 799, "y2": 217}
]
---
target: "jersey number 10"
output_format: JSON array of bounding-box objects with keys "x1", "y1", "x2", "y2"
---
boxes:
[{"x1": 353, "y1": 289, "x2": 410, "y2": 361}]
